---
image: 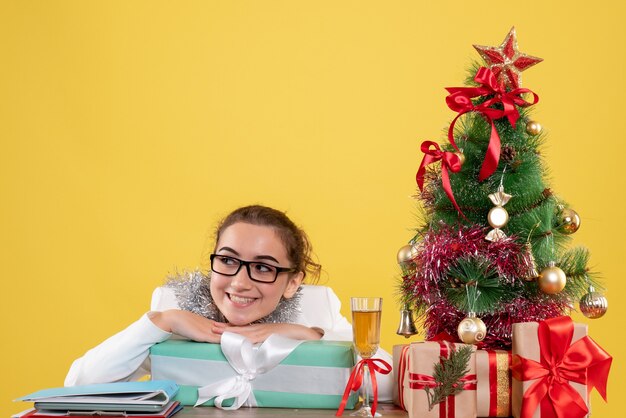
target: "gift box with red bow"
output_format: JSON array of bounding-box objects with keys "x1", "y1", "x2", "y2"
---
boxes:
[
  {"x1": 396, "y1": 340, "x2": 477, "y2": 418},
  {"x1": 510, "y1": 316, "x2": 612, "y2": 418},
  {"x1": 475, "y1": 349, "x2": 512, "y2": 417}
]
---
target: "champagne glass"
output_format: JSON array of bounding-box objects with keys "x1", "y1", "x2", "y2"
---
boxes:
[{"x1": 350, "y1": 297, "x2": 383, "y2": 417}]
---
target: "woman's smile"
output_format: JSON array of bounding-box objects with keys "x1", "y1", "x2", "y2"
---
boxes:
[{"x1": 226, "y1": 293, "x2": 258, "y2": 306}]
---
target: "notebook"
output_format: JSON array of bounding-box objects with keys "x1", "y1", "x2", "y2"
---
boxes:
[{"x1": 15, "y1": 381, "x2": 179, "y2": 413}]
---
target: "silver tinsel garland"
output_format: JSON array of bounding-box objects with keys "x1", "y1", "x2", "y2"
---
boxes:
[{"x1": 164, "y1": 270, "x2": 302, "y2": 324}]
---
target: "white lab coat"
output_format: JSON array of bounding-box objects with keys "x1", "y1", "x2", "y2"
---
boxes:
[{"x1": 65, "y1": 285, "x2": 393, "y2": 401}]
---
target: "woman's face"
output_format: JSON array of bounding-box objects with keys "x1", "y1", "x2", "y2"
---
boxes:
[{"x1": 210, "y1": 222, "x2": 303, "y2": 325}]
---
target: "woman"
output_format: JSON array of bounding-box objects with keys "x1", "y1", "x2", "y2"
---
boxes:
[{"x1": 65, "y1": 205, "x2": 391, "y2": 400}]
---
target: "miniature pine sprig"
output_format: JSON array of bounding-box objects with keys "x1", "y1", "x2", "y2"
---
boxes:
[
  {"x1": 425, "y1": 345, "x2": 473, "y2": 411},
  {"x1": 444, "y1": 255, "x2": 508, "y2": 313}
]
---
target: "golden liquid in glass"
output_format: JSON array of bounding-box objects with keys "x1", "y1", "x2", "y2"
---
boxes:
[{"x1": 352, "y1": 310, "x2": 381, "y2": 359}]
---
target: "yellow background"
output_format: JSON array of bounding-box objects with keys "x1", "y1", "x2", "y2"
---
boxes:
[{"x1": 2, "y1": 1, "x2": 624, "y2": 416}]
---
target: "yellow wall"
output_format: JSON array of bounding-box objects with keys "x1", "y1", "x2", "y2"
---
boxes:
[{"x1": 2, "y1": 1, "x2": 624, "y2": 416}]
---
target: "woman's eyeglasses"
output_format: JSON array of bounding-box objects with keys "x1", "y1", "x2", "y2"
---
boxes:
[{"x1": 209, "y1": 254, "x2": 296, "y2": 283}]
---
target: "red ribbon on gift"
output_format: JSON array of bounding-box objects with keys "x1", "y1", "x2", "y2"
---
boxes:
[
  {"x1": 409, "y1": 370, "x2": 478, "y2": 418},
  {"x1": 428, "y1": 332, "x2": 458, "y2": 343},
  {"x1": 510, "y1": 316, "x2": 612, "y2": 418},
  {"x1": 485, "y1": 349, "x2": 512, "y2": 417},
  {"x1": 397, "y1": 345, "x2": 411, "y2": 411},
  {"x1": 335, "y1": 358, "x2": 392, "y2": 417},
  {"x1": 408, "y1": 340, "x2": 477, "y2": 418},
  {"x1": 416, "y1": 141, "x2": 466, "y2": 219},
  {"x1": 445, "y1": 67, "x2": 539, "y2": 181}
]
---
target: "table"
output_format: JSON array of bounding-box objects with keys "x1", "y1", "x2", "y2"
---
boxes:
[{"x1": 177, "y1": 403, "x2": 408, "y2": 417}]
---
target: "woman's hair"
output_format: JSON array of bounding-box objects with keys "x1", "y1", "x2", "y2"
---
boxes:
[{"x1": 214, "y1": 205, "x2": 321, "y2": 282}]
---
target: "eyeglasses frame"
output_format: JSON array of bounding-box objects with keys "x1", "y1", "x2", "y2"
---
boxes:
[{"x1": 209, "y1": 253, "x2": 297, "y2": 284}]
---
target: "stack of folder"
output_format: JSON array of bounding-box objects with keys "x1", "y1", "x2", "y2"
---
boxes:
[{"x1": 14, "y1": 381, "x2": 182, "y2": 418}]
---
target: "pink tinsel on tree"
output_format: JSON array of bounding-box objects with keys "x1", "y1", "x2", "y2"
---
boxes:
[{"x1": 401, "y1": 225, "x2": 569, "y2": 349}]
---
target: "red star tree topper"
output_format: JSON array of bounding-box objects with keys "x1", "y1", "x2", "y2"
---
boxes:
[{"x1": 473, "y1": 27, "x2": 543, "y2": 89}]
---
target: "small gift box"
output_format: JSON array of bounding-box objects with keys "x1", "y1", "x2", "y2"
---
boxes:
[
  {"x1": 511, "y1": 316, "x2": 612, "y2": 418},
  {"x1": 392, "y1": 344, "x2": 410, "y2": 410},
  {"x1": 475, "y1": 349, "x2": 512, "y2": 417},
  {"x1": 404, "y1": 340, "x2": 477, "y2": 418},
  {"x1": 150, "y1": 333, "x2": 358, "y2": 409}
]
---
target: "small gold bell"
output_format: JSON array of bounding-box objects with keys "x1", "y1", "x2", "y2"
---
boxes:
[{"x1": 396, "y1": 304, "x2": 418, "y2": 338}]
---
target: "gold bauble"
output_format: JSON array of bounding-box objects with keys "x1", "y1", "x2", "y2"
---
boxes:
[
  {"x1": 455, "y1": 151, "x2": 466, "y2": 166},
  {"x1": 580, "y1": 286, "x2": 608, "y2": 319},
  {"x1": 556, "y1": 208, "x2": 581, "y2": 235},
  {"x1": 488, "y1": 206, "x2": 509, "y2": 229},
  {"x1": 537, "y1": 262, "x2": 567, "y2": 294},
  {"x1": 526, "y1": 120, "x2": 542, "y2": 136},
  {"x1": 397, "y1": 244, "x2": 418, "y2": 264},
  {"x1": 397, "y1": 243, "x2": 419, "y2": 273},
  {"x1": 457, "y1": 313, "x2": 487, "y2": 344}
]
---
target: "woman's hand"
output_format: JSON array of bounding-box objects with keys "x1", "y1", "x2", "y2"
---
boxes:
[
  {"x1": 148, "y1": 310, "x2": 226, "y2": 343},
  {"x1": 217, "y1": 323, "x2": 324, "y2": 343}
]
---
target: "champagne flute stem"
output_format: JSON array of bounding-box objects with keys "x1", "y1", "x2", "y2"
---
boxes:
[{"x1": 362, "y1": 364, "x2": 370, "y2": 410}]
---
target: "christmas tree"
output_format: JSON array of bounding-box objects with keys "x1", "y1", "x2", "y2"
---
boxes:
[{"x1": 398, "y1": 28, "x2": 608, "y2": 349}]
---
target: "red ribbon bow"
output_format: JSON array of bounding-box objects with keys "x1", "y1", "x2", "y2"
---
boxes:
[
  {"x1": 510, "y1": 316, "x2": 612, "y2": 418},
  {"x1": 416, "y1": 141, "x2": 465, "y2": 219},
  {"x1": 445, "y1": 66, "x2": 539, "y2": 181},
  {"x1": 335, "y1": 358, "x2": 392, "y2": 417}
]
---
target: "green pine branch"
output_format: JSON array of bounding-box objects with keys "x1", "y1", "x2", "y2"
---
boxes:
[
  {"x1": 424, "y1": 345, "x2": 474, "y2": 411},
  {"x1": 444, "y1": 256, "x2": 511, "y2": 313}
]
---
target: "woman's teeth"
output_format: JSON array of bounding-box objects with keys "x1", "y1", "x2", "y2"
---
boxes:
[{"x1": 229, "y1": 294, "x2": 255, "y2": 304}]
